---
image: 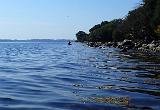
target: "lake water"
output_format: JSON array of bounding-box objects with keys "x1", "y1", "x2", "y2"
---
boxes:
[{"x1": 0, "y1": 41, "x2": 159, "y2": 110}]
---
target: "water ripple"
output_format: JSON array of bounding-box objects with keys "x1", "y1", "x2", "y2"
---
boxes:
[{"x1": 0, "y1": 42, "x2": 159, "y2": 110}]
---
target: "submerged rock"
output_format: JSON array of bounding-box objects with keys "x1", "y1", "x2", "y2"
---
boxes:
[{"x1": 90, "y1": 96, "x2": 129, "y2": 106}]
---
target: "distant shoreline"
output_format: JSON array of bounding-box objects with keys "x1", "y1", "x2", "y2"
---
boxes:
[{"x1": 0, "y1": 39, "x2": 74, "y2": 42}]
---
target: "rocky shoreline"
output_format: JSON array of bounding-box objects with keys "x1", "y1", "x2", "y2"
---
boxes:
[{"x1": 85, "y1": 40, "x2": 160, "y2": 56}]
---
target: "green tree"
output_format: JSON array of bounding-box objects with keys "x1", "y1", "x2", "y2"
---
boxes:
[
  {"x1": 76, "y1": 31, "x2": 88, "y2": 42},
  {"x1": 76, "y1": 0, "x2": 160, "y2": 42}
]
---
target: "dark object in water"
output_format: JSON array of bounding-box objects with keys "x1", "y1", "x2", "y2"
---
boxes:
[{"x1": 68, "y1": 41, "x2": 72, "y2": 45}]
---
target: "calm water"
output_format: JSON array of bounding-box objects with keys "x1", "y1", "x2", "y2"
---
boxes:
[{"x1": 0, "y1": 41, "x2": 159, "y2": 110}]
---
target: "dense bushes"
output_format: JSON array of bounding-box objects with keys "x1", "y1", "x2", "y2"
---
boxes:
[
  {"x1": 76, "y1": 0, "x2": 160, "y2": 42},
  {"x1": 76, "y1": 31, "x2": 88, "y2": 42}
]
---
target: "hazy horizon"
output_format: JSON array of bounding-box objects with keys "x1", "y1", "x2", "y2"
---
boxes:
[
  {"x1": 0, "y1": 0, "x2": 141, "y2": 40},
  {"x1": 0, "y1": 38, "x2": 72, "y2": 40}
]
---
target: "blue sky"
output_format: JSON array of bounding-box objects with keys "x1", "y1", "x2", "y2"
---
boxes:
[{"x1": 0, "y1": 0, "x2": 141, "y2": 40}]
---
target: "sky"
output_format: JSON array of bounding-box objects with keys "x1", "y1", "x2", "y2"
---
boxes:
[{"x1": 0, "y1": 0, "x2": 141, "y2": 40}]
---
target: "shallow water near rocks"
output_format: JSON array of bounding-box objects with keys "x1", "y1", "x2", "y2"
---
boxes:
[{"x1": 0, "y1": 41, "x2": 159, "y2": 110}]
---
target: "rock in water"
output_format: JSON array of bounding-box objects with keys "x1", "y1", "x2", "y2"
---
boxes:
[{"x1": 122, "y1": 40, "x2": 135, "y2": 50}]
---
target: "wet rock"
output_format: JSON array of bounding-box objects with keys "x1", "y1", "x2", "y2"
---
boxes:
[
  {"x1": 137, "y1": 40, "x2": 160, "y2": 55},
  {"x1": 87, "y1": 42, "x2": 103, "y2": 47},
  {"x1": 121, "y1": 48, "x2": 128, "y2": 52},
  {"x1": 117, "y1": 42, "x2": 123, "y2": 49},
  {"x1": 87, "y1": 42, "x2": 95, "y2": 47},
  {"x1": 135, "y1": 42, "x2": 143, "y2": 49},
  {"x1": 113, "y1": 42, "x2": 118, "y2": 47},
  {"x1": 117, "y1": 40, "x2": 135, "y2": 52},
  {"x1": 147, "y1": 43, "x2": 157, "y2": 49},
  {"x1": 121, "y1": 39, "x2": 135, "y2": 50},
  {"x1": 156, "y1": 45, "x2": 160, "y2": 53},
  {"x1": 139, "y1": 44, "x2": 150, "y2": 50},
  {"x1": 106, "y1": 42, "x2": 113, "y2": 47}
]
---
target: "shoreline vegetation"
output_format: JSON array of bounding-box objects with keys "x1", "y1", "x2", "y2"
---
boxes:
[{"x1": 76, "y1": 0, "x2": 160, "y2": 55}]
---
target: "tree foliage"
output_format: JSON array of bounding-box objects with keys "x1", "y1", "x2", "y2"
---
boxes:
[
  {"x1": 76, "y1": 31, "x2": 88, "y2": 42},
  {"x1": 76, "y1": 0, "x2": 160, "y2": 42}
]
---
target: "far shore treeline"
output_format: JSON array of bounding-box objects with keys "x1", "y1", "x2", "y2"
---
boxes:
[{"x1": 76, "y1": 0, "x2": 160, "y2": 43}]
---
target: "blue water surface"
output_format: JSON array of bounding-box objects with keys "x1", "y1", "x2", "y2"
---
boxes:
[{"x1": 0, "y1": 41, "x2": 159, "y2": 110}]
